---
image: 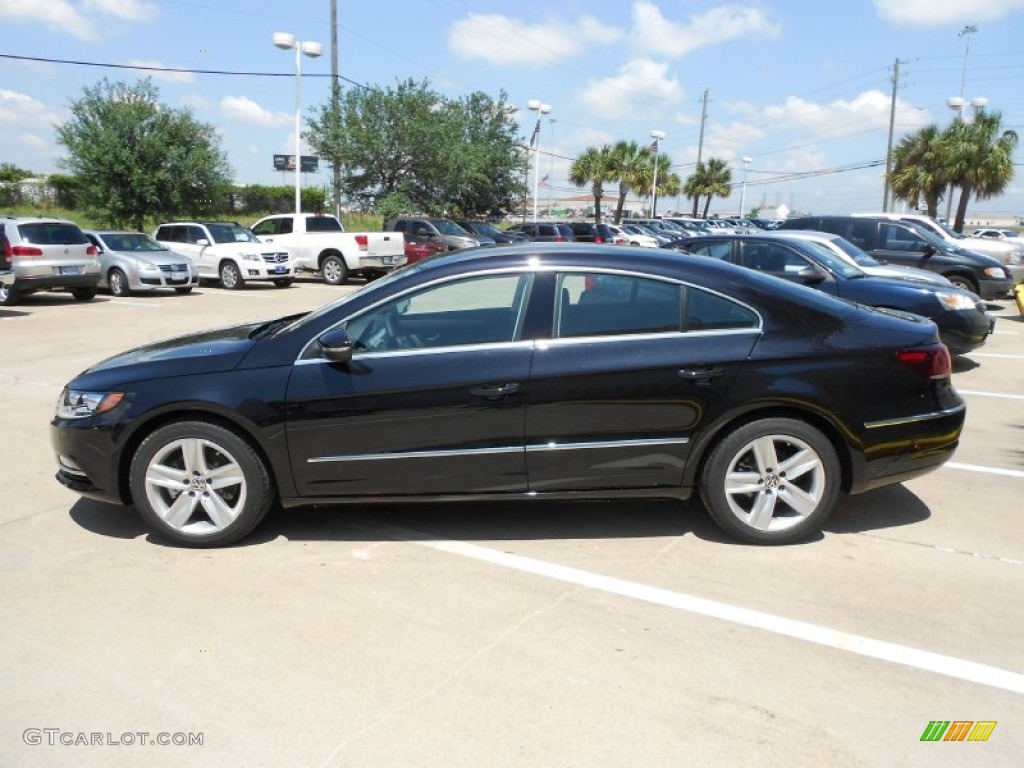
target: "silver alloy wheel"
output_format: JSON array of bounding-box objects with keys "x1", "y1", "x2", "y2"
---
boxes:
[
  {"x1": 220, "y1": 262, "x2": 241, "y2": 289},
  {"x1": 109, "y1": 268, "x2": 128, "y2": 297},
  {"x1": 723, "y1": 434, "x2": 826, "y2": 533},
  {"x1": 321, "y1": 255, "x2": 347, "y2": 285},
  {"x1": 142, "y1": 436, "x2": 248, "y2": 536}
]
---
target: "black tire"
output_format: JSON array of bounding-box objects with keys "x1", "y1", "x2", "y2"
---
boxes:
[
  {"x1": 272, "y1": 278, "x2": 294, "y2": 288},
  {"x1": 174, "y1": 286, "x2": 193, "y2": 295},
  {"x1": 72, "y1": 286, "x2": 98, "y2": 301},
  {"x1": 108, "y1": 268, "x2": 130, "y2": 297},
  {"x1": 219, "y1": 261, "x2": 244, "y2": 290},
  {"x1": 0, "y1": 282, "x2": 18, "y2": 306},
  {"x1": 699, "y1": 417, "x2": 840, "y2": 545},
  {"x1": 321, "y1": 254, "x2": 348, "y2": 286},
  {"x1": 945, "y1": 274, "x2": 978, "y2": 294},
  {"x1": 129, "y1": 421, "x2": 274, "y2": 547}
]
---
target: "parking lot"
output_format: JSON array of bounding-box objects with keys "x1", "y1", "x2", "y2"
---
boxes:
[{"x1": 2, "y1": 279, "x2": 1022, "y2": 767}]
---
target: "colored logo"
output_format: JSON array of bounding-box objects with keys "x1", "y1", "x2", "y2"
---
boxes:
[{"x1": 920, "y1": 721, "x2": 996, "y2": 742}]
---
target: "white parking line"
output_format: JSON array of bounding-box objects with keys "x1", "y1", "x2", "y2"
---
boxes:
[
  {"x1": 352, "y1": 519, "x2": 1024, "y2": 695},
  {"x1": 106, "y1": 300, "x2": 162, "y2": 308},
  {"x1": 947, "y1": 462, "x2": 1024, "y2": 480},
  {"x1": 957, "y1": 389, "x2": 1024, "y2": 400},
  {"x1": 969, "y1": 353, "x2": 1024, "y2": 359},
  {"x1": 992, "y1": 330, "x2": 1018, "y2": 335}
]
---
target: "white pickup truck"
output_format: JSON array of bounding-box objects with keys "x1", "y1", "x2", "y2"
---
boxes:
[{"x1": 250, "y1": 213, "x2": 406, "y2": 285}]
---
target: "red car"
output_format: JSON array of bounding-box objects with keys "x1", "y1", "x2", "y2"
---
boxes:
[{"x1": 404, "y1": 234, "x2": 446, "y2": 264}]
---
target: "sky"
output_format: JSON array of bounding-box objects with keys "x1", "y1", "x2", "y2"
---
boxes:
[{"x1": 1, "y1": 0, "x2": 1022, "y2": 219}]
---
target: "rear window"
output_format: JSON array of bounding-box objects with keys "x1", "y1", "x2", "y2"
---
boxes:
[
  {"x1": 18, "y1": 222, "x2": 88, "y2": 245},
  {"x1": 305, "y1": 216, "x2": 342, "y2": 232}
]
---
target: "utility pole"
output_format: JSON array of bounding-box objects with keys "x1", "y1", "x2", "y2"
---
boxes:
[
  {"x1": 692, "y1": 89, "x2": 708, "y2": 217},
  {"x1": 330, "y1": 0, "x2": 342, "y2": 219},
  {"x1": 882, "y1": 58, "x2": 902, "y2": 212}
]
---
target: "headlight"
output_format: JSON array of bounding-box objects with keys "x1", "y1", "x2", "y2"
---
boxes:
[
  {"x1": 983, "y1": 267, "x2": 1008, "y2": 279},
  {"x1": 935, "y1": 291, "x2": 978, "y2": 311},
  {"x1": 241, "y1": 252, "x2": 261, "y2": 262},
  {"x1": 56, "y1": 388, "x2": 124, "y2": 419},
  {"x1": 134, "y1": 260, "x2": 159, "y2": 273}
]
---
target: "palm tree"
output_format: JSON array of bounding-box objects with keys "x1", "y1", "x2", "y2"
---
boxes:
[
  {"x1": 685, "y1": 158, "x2": 732, "y2": 218},
  {"x1": 942, "y1": 110, "x2": 1018, "y2": 232},
  {"x1": 569, "y1": 145, "x2": 616, "y2": 223},
  {"x1": 608, "y1": 140, "x2": 648, "y2": 223},
  {"x1": 889, "y1": 125, "x2": 946, "y2": 218}
]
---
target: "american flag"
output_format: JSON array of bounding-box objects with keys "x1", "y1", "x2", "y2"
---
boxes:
[
  {"x1": 647, "y1": 140, "x2": 659, "y2": 154},
  {"x1": 539, "y1": 174, "x2": 549, "y2": 188},
  {"x1": 529, "y1": 119, "x2": 541, "y2": 148}
]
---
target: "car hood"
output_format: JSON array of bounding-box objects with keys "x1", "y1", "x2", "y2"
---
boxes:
[
  {"x1": 71, "y1": 323, "x2": 260, "y2": 387},
  {"x1": 108, "y1": 250, "x2": 189, "y2": 267},
  {"x1": 862, "y1": 264, "x2": 951, "y2": 287}
]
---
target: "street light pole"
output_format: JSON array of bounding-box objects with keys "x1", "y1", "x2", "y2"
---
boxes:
[
  {"x1": 649, "y1": 130, "x2": 665, "y2": 217},
  {"x1": 274, "y1": 32, "x2": 322, "y2": 215},
  {"x1": 527, "y1": 100, "x2": 551, "y2": 222},
  {"x1": 944, "y1": 95, "x2": 987, "y2": 224},
  {"x1": 739, "y1": 156, "x2": 752, "y2": 218}
]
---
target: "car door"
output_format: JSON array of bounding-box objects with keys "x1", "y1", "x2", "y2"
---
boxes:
[
  {"x1": 286, "y1": 272, "x2": 535, "y2": 497},
  {"x1": 524, "y1": 270, "x2": 760, "y2": 492}
]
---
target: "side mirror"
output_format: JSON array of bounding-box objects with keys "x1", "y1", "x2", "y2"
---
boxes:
[
  {"x1": 196, "y1": 238, "x2": 210, "y2": 246},
  {"x1": 796, "y1": 267, "x2": 826, "y2": 285},
  {"x1": 317, "y1": 328, "x2": 353, "y2": 363},
  {"x1": 920, "y1": 244, "x2": 936, "y2": 257}
]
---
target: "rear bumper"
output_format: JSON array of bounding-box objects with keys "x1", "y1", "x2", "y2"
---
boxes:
[
  {"x1": 850, "y1": 403, "x2": 966, "y2": 494},
  {"x1": 12, "y1": 273, "x2": 100, "y2": 293}
]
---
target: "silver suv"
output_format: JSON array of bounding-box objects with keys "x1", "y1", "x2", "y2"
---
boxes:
[{"x1": 0, "y1": 216, "x2": 100, "y2": 305}]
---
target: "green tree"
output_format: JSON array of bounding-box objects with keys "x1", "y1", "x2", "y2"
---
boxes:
[
  {"x1": 305, "y1": 79, "x2": 524, "y2": 217},
  {"x1": 942, "y1": 111, "x2": 1018, "y2": 232},
  {"x1": 569, "y1": 145, "x2": 616, "y2": 223},
  {"x1": 684, "y1": 158, "x2": 732, "y2": 218},
  {"x1": 55, "y1": 78, "x2": 232, "y2": 230},
  {"x1": 609, "y1": 141, "x2": 648, "y2": 223},
  {"x1": 889, "y1": 125, "x2": 946, "y2": 218}
]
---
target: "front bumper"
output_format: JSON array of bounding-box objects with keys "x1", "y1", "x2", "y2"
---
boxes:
[
  {"x1": 934, "y1": 308, "x2": 995, "y2": 355},
  {"x1": 977, "y1": 276, "x2": 1013, "y2": 300}
]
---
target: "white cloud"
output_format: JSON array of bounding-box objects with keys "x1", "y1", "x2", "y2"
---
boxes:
[
  {"x1": 0, "y1": 90, "x2": 60, "y2": 126},
  {"x1": 180, "y1": 94, "x2": 211, "y2": 112},
  {"x1": 873, "y1": 0, "x2": 1024, "y2": 25},
  {"x1": 0, "y1": 0, "x2": 96, "y2": 40},
  {"x1": 18, "y1": 133, "x2": 50, "y2": 152},
  {"x1": 83, "y1": 0, "x2": 158, "y2": 21},
  {"x1": 581, "y1": 58, "x2": 684, "y2": 119},
  {"x1": 123, "y1": 60, "x2": 194, "y2": 83},
  {"x1": 449, "y1": 13, "x2": 622, "y2": 67},
  {"x1": 632, "y1": 0, "x2": 781, "y2": 57},
  {"x1": 220, "y1": 96, "x2": 292, "y2": 128},
  {"x1": 761, "y1": 91, "x2": 894, "y2": 134}
]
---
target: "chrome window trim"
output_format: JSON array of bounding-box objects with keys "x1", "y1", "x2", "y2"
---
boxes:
[
  {"x1": 307, "y1": 436, "x2": 689, "y2": 464},
  {"x1": 295, "y1": 339, "x2": 536, "y2": 366},
  {"x1": 864, "y1": 404, "x2": 966, "y2": 430}
]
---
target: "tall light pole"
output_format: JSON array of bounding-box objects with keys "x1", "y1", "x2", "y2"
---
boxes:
[
  {"x1": 958, "y1": 24, "x2": 978, "y2": 98},
  {"x1": 274, "y1": 32, "x2": 322, "y2": 214},
  {"x1": 649, "y1": 129, "x2": 665, "y2": 217},
  {"x1": 527, "y1": 100, "x2": 551, "y2": 222},
  {"x1": 738, "y1": 156, "x2": 752, "y2": 218},
  {"x1": 944, "y1": 95, "x2": 987, "y2": 223},
  {"x1": 547, "y1": 117, "x2": 556, "y2": 217}
]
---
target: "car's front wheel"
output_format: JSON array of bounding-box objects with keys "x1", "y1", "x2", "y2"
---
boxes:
[
  {"x1": 699, "y1": 418, "x2": 840, "y2": 544},
  {"x1": 108, "y1": 268, "x2": 130, "y2": 297},
  {"x1": 219, "y1": 261, "x2": 244, "y2": 290},
  {"x1": 129, "y1": 421, "x2": 274, "y2": 547}
]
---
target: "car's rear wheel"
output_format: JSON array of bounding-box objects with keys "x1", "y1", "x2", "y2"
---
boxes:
[
  {"x1": 72, "y1": 287, "x2": 97, "y2": 301},
  {"x1": 321, "y1": 254, "x2": 348, "y2": 286},
  {"x1": 272, "y1": 278, "x2": 294, "y2": 288},
  {"x1": 0, "y1": 283, "x2": 18, "y2": 306},
  {"x1": 219, "y1": 261, "x2": 244, "y2": 290},
  {"x1": 129, "y1": 421, "x2": 274, "y2": 547},
  {"x1": 108, "y1": 268, "x2": 130, "y2": 297},
  {"x1": 699, "y1": 418, "x2": 840, "y2": 544}
]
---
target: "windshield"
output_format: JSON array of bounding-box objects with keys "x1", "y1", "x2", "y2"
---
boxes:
[
  {"x1": 827, "y1": 236, "x2": 880, "y2": 267},
  {"x1": 206, "y1": 223, "x2": 261, "y2": 244},
  {"x1": 903, "y1": 221, "x2": 956, "y2": 250},
  {"x1": 799, "y1": 240, "x2": 866, "y2": 279},
  {"x1": 933, "y1": 220, "x2": 965, "y2": 240},
  {"x1": 99, "y1": 232, "x2": 168, "y2": 252},
  {"x1": 470, "y1": 222, "x2": 502, "y2": 237},
  {"x1": 432, "y1": 219, "x2": 470, "y2": 236}
]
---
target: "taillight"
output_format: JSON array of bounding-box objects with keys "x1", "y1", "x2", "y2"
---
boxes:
[
  {"x1": 555, "y1": 236, "x2": 564, "y2": 242},
  {"x1": 355, "y1": 234, "x2": 368, "y2": 249},
  {"x1": 12, "y1": 245, "x2": 44, "y2": 256},
  {"x1": 86, "y1": 245, "x2": 97, "y2": 256},
  {"x1": 594, "y1": 236, "x2": 604, "y2": 243},
  {"x1": 897, "y1": 344, "x2": 951, "y2": 380}
]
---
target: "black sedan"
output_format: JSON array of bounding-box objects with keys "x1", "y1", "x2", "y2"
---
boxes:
[
  {"x1": 52, "y1": 245, "x2": 965, "y2": 547},
  {"x1": 665, "y1": 233, "x2": 994, "y2": 356}
]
